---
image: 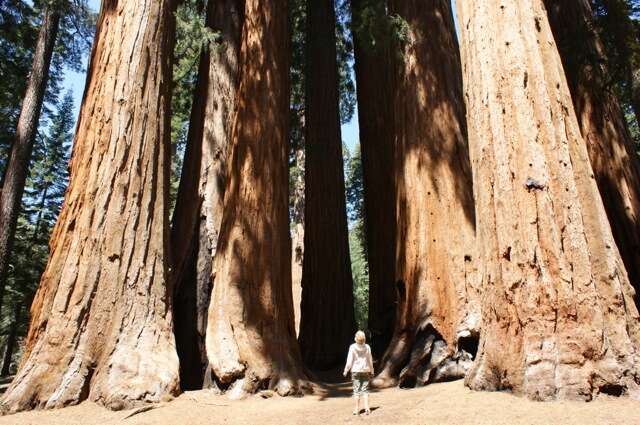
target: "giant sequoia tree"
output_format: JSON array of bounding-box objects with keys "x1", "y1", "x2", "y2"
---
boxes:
[
  {"x1": 171, "y1": 0, "x2": 243, "y2": 390},
  {"x1": 545, "y1": 0, "x2": 640, "y2": 306},
  {"x1": 204, "y1": 0, "x2": 308, "y2": 397},
  {"x1": 350, "y1": 0, "x2": 397, "y2": 358},
  {"x1": 373, "y1": 0, "x2": 479, "y2": 388},
  {"x1": 298, "y1": 0, "x2": 355, "y2": 370},
  {"x1": 457, "y1": 0, "x2": 640, "y2": 400},
  {"x1": 1, "y1": 0, "x2": 180, "y2": 411}
]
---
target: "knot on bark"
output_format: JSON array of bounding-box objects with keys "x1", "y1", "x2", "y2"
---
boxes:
[{"x1": 525, "y1": 177, "x2": 546, "y2": 192}]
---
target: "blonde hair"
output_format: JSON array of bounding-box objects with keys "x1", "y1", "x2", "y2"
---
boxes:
[{"x1": 355, "y1": 330, "x2": 366, "y2": 344}]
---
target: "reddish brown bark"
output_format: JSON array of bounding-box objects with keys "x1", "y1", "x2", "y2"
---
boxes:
[
  {"x1": 298, "y1": 0, "x2": 355, "y2": 371},
  {"x1": 458, "y1": 0, "x2": 640, "y2": 400},
  {"x1": 171, "y1": 0, "x2": 243, "y2": 390},
  {"x1": 350, "y1": 0, "x2": 397, "y2": 358},
  {"x1": 0, "y1": 7, "x2": 60, "y2": 320},
  {"x1": 545, "y1": 0, "x2": 640, "y2": 308},
  {"x1": 1, "y1": 0, "x2": 179, "y2": 411},
  {"x1": 373, "y1": 0, "x2": 479, "y2": 388},
  {"x1": 205, "y1": 0, "x2": 308, "y2": 397}
]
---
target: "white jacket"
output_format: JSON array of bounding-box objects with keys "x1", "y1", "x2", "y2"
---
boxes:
[{"x1": 344, "y1": 343, "x2": 374, "y2": 374}]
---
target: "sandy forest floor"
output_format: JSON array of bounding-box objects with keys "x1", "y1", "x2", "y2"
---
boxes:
[{"x1": 1, "y1": 379, "x2": 638, "y2": 425}]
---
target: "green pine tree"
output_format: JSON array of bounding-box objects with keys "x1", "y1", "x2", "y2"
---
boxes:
[{"x1": 1, "y1": 91, "x2": 74, "y2": 376}]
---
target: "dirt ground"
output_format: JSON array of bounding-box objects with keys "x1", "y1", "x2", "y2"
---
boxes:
[{"x1": 1, "y1": 379, "x2": 638, "y2": 425}]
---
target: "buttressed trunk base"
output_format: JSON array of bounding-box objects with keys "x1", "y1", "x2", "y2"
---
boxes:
[{"x1": 1, "y1": 0, "x2": 179, "y2": 412}]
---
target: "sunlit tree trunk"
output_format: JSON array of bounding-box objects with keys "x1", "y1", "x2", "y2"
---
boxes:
[
  {"x1": 373, "y1": 0, "x2": 479, "y2": 388},
  {"x1": 545, "y1": 0, "x2": 640, "y2": 307},
  {"x1": 298, "y1": 0, "x2": 355, "y2": 370},
  {"x1": 205, "y1": 0, "x2": 308, "y2": 398},
  {"x1": 350, "y1": 0, "x2": 397, "y2": 358},
  {"x1": 291, "y1": 148, "x2": 305, "y2": 337},
  {"x1": 171, "y1": 0, "x2": 243, "y2": 391},
  {"x1": 1, "y1": 0, "x2": 179, "y2": 411},
  {"x1": 457, "y1": 0, "x2": 640, "y2": 400},
  {"x1": 0, "y1": 6, "x2": 60, "y2": 320}
]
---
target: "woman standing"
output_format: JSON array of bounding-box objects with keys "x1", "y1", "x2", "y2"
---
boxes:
[{"x1": 343, "y1": 331, "x2": 374, "y2": 415}]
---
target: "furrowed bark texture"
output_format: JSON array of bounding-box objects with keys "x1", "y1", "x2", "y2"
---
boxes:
[
  {"x1": 298, "y1": 0, "x2": 355, "y2": 370},
  {"x1": 0, "y1": 6, "x2": 60, "y2": 320},
  {"x1": 545, "y1": 0, "x2": 640, "y2": 307},
  {"x1": 457, "y1": 0, "x2": 640, "y2": 400},
  {"x1": 171, "y1": 0, "x2": 243, "y2": 390},
  {"x1": 1, "y1": 0, "x2": 179, "y2": 412},
  {"x1": 350, "y1": 0, "x2": 397, "y2": 358},
  {"x1": 373, "y1": 0, "x2": 479, "y2": 389},
  {"x1": 205, "y1": 0, "x2": 308, "y2": 397}
]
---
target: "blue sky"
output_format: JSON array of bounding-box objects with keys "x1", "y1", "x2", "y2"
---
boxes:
[{"x1": 63, "y1": 0, "x2": 460, "y2": 154}]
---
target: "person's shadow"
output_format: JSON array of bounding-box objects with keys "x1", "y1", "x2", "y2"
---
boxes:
[{"x1": 309, "y1": 368, "x2": 381, "y2": 402}]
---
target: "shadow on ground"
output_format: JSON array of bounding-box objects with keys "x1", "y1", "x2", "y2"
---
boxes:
[{"x1": 309, "y1": 369, "x2": 381, "y2": 402}]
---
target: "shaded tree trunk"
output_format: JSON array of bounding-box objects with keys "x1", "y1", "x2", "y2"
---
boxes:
[
  {"x1": 1, "y1": 0, "x2": 180, "y2": 412},
  {"x1": 350, "y1": 0, "x2": 397, "y2": 359},
  {"x1": 1, "y1": 304, "x2": 21, "y2": 377},
  {"x1": 298, "y1": 0, "x2": 355, "y2": 370},
  {"x1": 373, "y1": 0, "x2": 479, "y2": 389},
  {"x1": 0, "y1": 7, "x2": 60, "y2": 320},
  {"x1": 205, "y1": 0, "x2": 308, "y2": 398},
  {"x1": 457, "y1": 0, "x2": 640, "y2": 400},
  {"x1": 171, "y1": 0, "x2": 243, "y2": 391},
  {"x1": 545, "y1": 0, "x2": 640, "y2": 308}
]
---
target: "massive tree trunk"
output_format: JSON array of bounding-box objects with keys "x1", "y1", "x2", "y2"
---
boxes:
[
  {"x1": 0, "y1": 7, "x2": 60, "y2": 320},
  {"x1": 545, "y1": 0, "x2": 640, "y2": 308},
  {"x1": 457, "y1": 0, "x2": 640, "y2": 400},
  {"x1": 350, "y1": 0, "x2": 397, "y2": 359},
  {"x1": 373, "y1": 0, "x2": 479, "y2": 389},
  {"x1": 171, "y1": 0, "x2": 243, "y2": 391},
  {"x1": 205, "y1": 0, "x2": 308, "y2": 398},
  {"x1": 1, "y1": 0, "x2": 179, "y2": 412},
  {"x1": 298, "y1": 0, "x2": 355, "y2": 371}
]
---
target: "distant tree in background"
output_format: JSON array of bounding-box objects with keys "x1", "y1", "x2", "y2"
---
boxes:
[
  {"x1": 0, "y1": 0, "x2": 93, "y2": 325},
  {"x1": 1, "y1": 91, "x2": 74, "y2": 376},
  {"x1": 345, "y1": 144, "x2": 368, "y2": 331},
  {"x1": 0, "y1": 1, "x2": 39, "y2": 176},
  {"x1": 169, "y1": 0, "x2": 208, "y2": 213}
]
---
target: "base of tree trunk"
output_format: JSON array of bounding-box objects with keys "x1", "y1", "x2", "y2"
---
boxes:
[
  {"x1": 1, "y1": 326, "x2": 179, "y2": 412},
  {"x1": 373, "y1": 326, "x2": 478, "y2": 389}
]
